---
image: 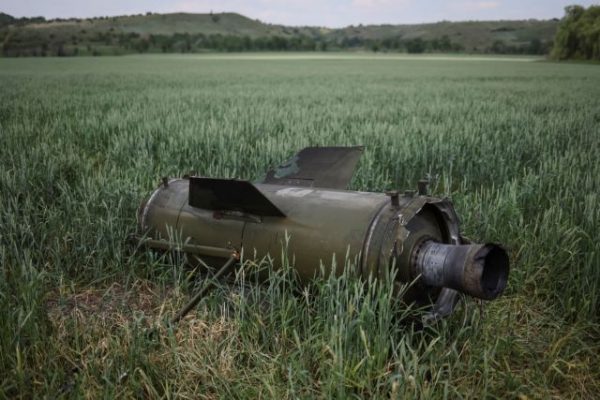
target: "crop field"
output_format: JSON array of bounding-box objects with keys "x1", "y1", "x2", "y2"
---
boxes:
[{"x1": 1, "y1": 54, "x2": 599, "y2": 398}]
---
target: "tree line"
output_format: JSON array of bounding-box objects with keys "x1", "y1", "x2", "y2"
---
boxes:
[
  {"x1": 0, "y1": 10, "x2": 559, "y2": 57},
  {"x1": 2, "y1": 29, "x2": 550, "y2": 57},
  {"x1": 552, "y1": 5, "x2": 600, "y2": 60}
]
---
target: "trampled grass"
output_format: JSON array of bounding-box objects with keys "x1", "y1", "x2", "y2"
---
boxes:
[{"x1": 0, "y1": 54, "x2": 599, "y2": 398}]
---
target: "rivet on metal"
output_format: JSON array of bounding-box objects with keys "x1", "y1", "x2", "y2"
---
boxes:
[{"x1": 386, "y1": 190, "x2": 400, "y2": 207}]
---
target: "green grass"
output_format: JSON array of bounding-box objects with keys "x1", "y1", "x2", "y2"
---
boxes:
[{"x1": 1, "y1": 54, "x2": 599, "y2": 398}]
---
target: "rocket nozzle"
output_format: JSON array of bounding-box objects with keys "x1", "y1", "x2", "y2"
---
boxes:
[{"x1": 413, "y1": 241, "x2": 509, "y2": 300}]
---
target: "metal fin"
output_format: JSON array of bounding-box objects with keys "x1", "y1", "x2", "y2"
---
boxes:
[
  {"x1": 261, "y1": 146, "x2": 363, "y2": 189},
  {"x1": 189, "y1": 177, "x2": 286, "y2": 217}
]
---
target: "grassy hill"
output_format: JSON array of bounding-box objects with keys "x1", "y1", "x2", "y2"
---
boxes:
[
  {"x1": 331, "y1": 19, "x2": 559, "y2": 52},
  {"x1": 0, "y1": 11, "x2": 559, "y2": 56},
  {"x1": 18, "y1": 12, "x2": 288, "y2": 37}
]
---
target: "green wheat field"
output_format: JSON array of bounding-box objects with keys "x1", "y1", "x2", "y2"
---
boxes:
[{"x1": 1, "y1": 54, "x2": 599, "y2": 398}]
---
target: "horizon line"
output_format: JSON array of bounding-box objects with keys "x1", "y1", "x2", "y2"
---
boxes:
[{"x1": 0, "y1": 10, "x2": 563, "y2": 30}]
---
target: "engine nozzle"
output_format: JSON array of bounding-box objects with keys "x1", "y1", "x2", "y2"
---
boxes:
[{"x1": 413, "y1": 241, "x2": 509, "y2": 300}]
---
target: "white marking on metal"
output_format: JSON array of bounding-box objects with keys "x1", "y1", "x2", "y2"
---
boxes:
[
  {"x1": 319, "y1": 191, "x2": 351, "y2": 201},
  {"x1": 397, "y1": 213, "x2": 407, "y2": 226},
  {"x1": 275, "y1": 187, "x2": 314, "y2": 197}
]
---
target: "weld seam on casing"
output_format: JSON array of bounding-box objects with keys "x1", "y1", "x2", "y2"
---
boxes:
[
  {"x1": 140, "y1": 183, "x2": 166, "y2": 231},
  {"x1": 173, "y1": 178, "x2": 190, "y2": 233},
  {"x1": 360, "y1": 200, "x2": 394, "y2": 279}
]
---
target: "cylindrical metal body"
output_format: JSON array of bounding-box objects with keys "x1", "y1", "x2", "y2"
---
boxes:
[
  {"x1": 141, "y1": 180, "x2": 388, "y2": 279},
  {"x1": 138, "y1": 178, "x2": 509, "y2": 318}
]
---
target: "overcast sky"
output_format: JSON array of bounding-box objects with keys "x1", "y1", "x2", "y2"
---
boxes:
[{"x1": 1, "y1": 1, "x2": 598, "y2": 27}]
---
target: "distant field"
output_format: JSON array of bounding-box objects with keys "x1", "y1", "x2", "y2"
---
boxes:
[
  {"x1": 1, "y1": 54, "x2": 599, "y2": 398},
  {"x1": 160, "y1": 52, "x2": 543, "y2": 61}
]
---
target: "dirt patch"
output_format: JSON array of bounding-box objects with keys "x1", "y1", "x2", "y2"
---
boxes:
[{"x1": 45, "y1": 280, "x2": 179, "y2": 325}]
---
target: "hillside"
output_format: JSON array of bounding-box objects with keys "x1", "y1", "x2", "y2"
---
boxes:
[
  {"x1": 0, "y1": 11, "x2": 559, "y2": 56},
  {"x1": 15, "y1": 12, "x2": 289, "y2": 36},
  {"x1": 331, "y1": 19, "x2": 559, "y2": 53}
]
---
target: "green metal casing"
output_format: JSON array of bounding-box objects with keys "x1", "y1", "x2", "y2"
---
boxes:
[{"x1": 138, "y1": 178, "x2": 465, "y2": 317}]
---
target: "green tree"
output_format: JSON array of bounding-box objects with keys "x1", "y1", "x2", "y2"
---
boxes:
[
  {"x1": 490, "y1": 40, "x2": 507, "y2": 54},
  {"x1": 552, "y1": 5, "x2": 600, "y2": 60},
  {"x1": 406, "y1": 38, "x2": 425, "y2": 53}
]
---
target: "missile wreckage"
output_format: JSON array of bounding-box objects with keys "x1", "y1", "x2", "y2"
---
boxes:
[{"x1": 135, "y1": 146, "x2": 509, "y2": 322}]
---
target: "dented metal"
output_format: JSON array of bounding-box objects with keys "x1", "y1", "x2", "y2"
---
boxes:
[{"x1": 136, "y1": 146, "x2": 509, "y2": 318}]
